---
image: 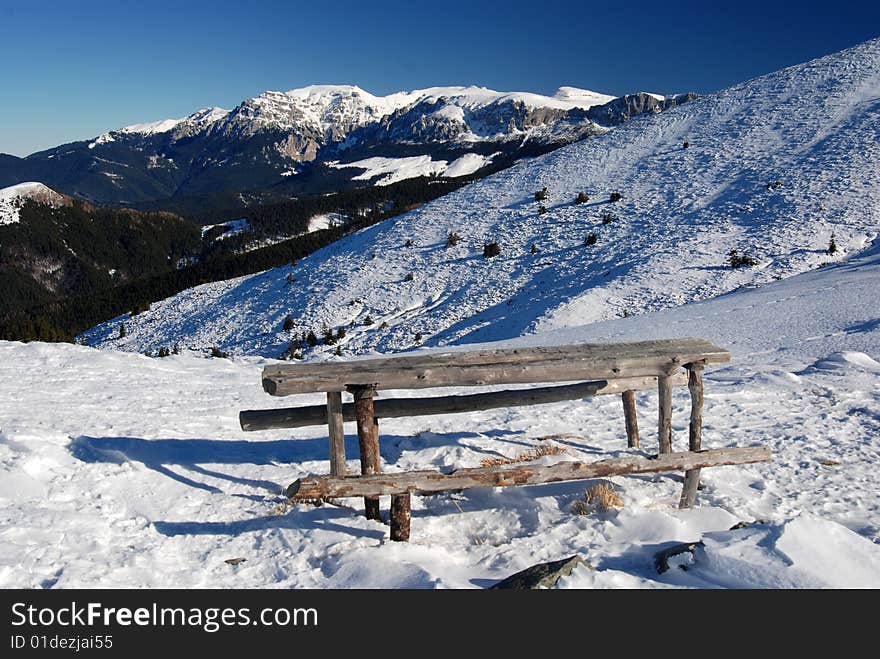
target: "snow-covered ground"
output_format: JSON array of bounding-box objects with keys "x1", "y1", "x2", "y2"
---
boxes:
[
  {"x1": 1, "y1": 231, "x2": 879, "y2": 588},
  {"x1": 329, "y1": 153, "x2": 495, "y2": 185},
  {"x1": 200, "y1": 218, "x2": 251, "y2": 241},
  {"x1": 83, "y1": 37, "x2": 880, "y2": 359}
]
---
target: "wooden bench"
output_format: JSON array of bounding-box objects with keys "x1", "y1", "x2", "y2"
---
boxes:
[{"x1": 240, "y1": 338, "x2": 771, "y2": 541}]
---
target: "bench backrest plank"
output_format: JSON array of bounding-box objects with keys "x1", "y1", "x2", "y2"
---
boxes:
[{"x1": 261, "y1": 338, "x2": 729, "y2": 396}]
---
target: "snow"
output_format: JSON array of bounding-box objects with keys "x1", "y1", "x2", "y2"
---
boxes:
[
  {"x1": 4, "y1": 38, "x2": 880, "y2": 589},
  {"x1": 201, "y1": 218, "x2": 251, "y2": 241},
  {"x1": 404, "y1": 85, "x2": 616, "y2": 111},
  {"x1": 329, "y1": 153, "x2": 494, "y2": 184},
  {"x1": 0, "y1": 182, "x2": 64, "y2": 225},
  {"x1": 87, "y1": 107, "x2": 229, "y2": 148},
  {"x1": 329, "y1": 156, "x2": 447, "y2": 185},
  {"x1": 552, "y1": 86, "x2": 618, "y2": 108},
  {"x1": 118, "y1": 117, "x2": 184, "y2": 136},
  {"x1": 442, "y1": 153, "x2": 494, "y2": 177},
  {"x1": 306, "y1": 213, "x2": 346, "y2": 233}
]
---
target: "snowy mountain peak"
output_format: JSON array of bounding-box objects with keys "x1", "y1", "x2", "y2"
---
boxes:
[
  {"x1": 552, "y1": 86, "x2": 618, "y2": 108},
  {"x1": 0, "y1": 181, "x2": 66, "y2": 225}
]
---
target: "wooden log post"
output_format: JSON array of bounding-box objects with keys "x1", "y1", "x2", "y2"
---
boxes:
[
  {"x1": 679, "y1": 362, "x2": 705, "y2": 509},
  {"x1": 350, "y1": 385, "x2": 382, "y2": 521},
  {"x1": 390, "y1": 493, "x2": 411, "y2": 542},
  {"x1": 286, "y1": 447, "x2": 772, "y2": 499},
  {"x1": 657, "y1": 374, "x2": 674, "y2": 454},
  {"x1": 622, "y1": 390, "x2": 639, "y2": 448},
  {"x1": 326, "y1": 391, "x2": 346, "y2": 477}
]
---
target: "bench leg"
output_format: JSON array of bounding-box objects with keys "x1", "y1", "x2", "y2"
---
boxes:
[
  {"x1": 657, "y1": 374, "x2": 673, "y2": 454},
  {"x1": 326, "y1": 391, "x2": 346, "y2": 477},
  {"x1": 390, "y1": 494, "x2": 411, "y2": 541},
  {"x1": 622, "y1": 390, "x2": 639, "y2": 448},
  {"x1": 351, "y1": 385, "x2": 382, "y2": 521},
  {"x1": 679, "y1": 363, "x2": 705, "y2": 509}
]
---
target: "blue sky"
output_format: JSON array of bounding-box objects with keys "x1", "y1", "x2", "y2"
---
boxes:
[{"x1": 1, "y1": 0, "x2": 878, "y2": 156}]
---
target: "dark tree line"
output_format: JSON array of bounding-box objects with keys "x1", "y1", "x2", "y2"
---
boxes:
[{"x1": 0, "y1": 175, "x2": 474, "y2": 343}]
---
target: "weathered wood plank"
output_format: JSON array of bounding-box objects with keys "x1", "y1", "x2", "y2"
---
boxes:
[
  {"x1": 679, "y1": 363, "x2": 705, "y2": 509},
  {"x1": 286, "y1": 447, "x2": 771, "y2": 498},
  {"x1": 239, "y1": 374, "x2": 688, "y2": 431},
  {"x1": 622, "y1": 390, "x2": 639, "y2": 448},
  {"x1": 262, "y1": 339, "x2": 730, "y2": 395},
  {"x1": 658, "y1": 374, "x2": 673, "y2": 454},
  {"x1": 326, "y1": 391, "x2": 346, "y2": 477},
  {"x1": 352, "y1": 386, "x2": 381, "y2": 521},
  {"x1": 390, "y1": 494, "x2": 411, "y2": 542}
]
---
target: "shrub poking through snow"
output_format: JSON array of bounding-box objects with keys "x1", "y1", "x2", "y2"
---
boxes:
[
  {"x1": 479, "y1": 444, "x2": 566, "y2": 467},
  {"x1": 576, "y1": 191, "x2": 590, "y2": 204},
  {"x1": 602, "y1": 213, "x2": 616, "y2": 224},
  {"x1": 530, "y1": 243, "x2": 539, "y2": 254},
  {"x1": 404, "y1": 239, "x2": 414, "y2": 247},
  {"x1": 380, "y1": 321, "x2": 389, "y2": 329},
  {"x1": 334, "y1": 346, "x2": 343, "y2": 356},
  {"x1": 305, "y1": 330, "x2": 318, "y2": 347},
  {"x1": 683, "y1": 141, "x2": 690, "y2": 149},
  {"x1": 363, "y1": 314, "x2": 373, "y2": 326},
  {"x1": 585, "y1": 232, "x2": 598, "y2": 246},
  {"x1": 209, "y1": 346, "x2": 228, "y2": 359},
  {"x1": 118, "y1": 323, "x2": 126, "y2": 338},
  {"x1": 404, "y1": 272, "x2": 415, "y2": 281},
  {"x1": 728, "y1": 249, "x2": 757, "y2": 268},
  {"x1": 534, "y1": 187, "x2": 549, "y2": 202},
  {"x1": 571, "y1": 481, "x2": 623, "y2": 514},
  {"x1": 322, "y1": 326, "x2": 336, "y2": 345},
  {"x1": 483, "y1": 241, "x2": 501, "y2": 258},
  {"x1": 445, "y1": 232, "x2": 461, "y2": 247},
  {"x1": 414, "y1": 332, "x2": 423, "y2": 343},
  {"x1": 609, "y1": 192, "x2": 622, "y2": 203},
  {"x1": 827, "y1": 234, "x2": 838, "y2": 255},
  {"x1": 538, "y1": 205, "x2": 548, "y2": 215},
  {"x1": 282, "y1": 314, "x2": 294, "y2": 331}
]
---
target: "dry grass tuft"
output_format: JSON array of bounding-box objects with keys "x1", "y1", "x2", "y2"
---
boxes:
[
  {"x1": 480, "y1": 444, "x2": 566, "y2": 467},
  {"x1": 572, "y1": 481, "x2": 623, "y2": 515}
]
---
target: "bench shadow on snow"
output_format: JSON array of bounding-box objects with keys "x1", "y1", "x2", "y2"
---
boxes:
[
  {"x1": 68, "y1": 432, "x2": 611, "y2": 540},
  {"x1": 151, "y1": 507, "x2": 387, "y2": 541},
  {"x1": 68, "y1": 429, "x2": 555, "y2": 493}
]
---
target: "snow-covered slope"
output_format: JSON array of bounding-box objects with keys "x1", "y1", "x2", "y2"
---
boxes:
[
  {"x1": 3, "y1": 227, "x2": 880, "y2": 588},
  {"x1": 85, "y1": 38, "x2": 880, "y2": 359},
  {"x1": 0, "y1": 181, "x2": 66, "y2": 225}
]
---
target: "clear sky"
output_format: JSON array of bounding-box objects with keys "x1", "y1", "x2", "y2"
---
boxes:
[{"x1": 1, "y1": 0, "x2": 878, "y2": 156}]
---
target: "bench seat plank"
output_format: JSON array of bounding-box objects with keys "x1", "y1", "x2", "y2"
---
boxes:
[{"x1": 262, "y1": 338, "x2": 729, "y2": 395}]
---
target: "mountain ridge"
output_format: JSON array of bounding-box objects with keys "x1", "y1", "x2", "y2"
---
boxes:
[
  {"x1": 81, "y1": 37, "x2": 880, "y2": 358},
  {"x1": 0, "y1": 85, "x2": 691, "y2": 211}
]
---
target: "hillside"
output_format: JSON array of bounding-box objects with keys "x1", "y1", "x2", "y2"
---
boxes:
[
  {"x1": 84, "y1": 38, "x2": 880, "y2": 359},
  {"x1": 2, "y1": 225, "x2": 879, "y2": 587},
  {"x1": 0, "y1": 189, "x2": 201, "y2": 320}
]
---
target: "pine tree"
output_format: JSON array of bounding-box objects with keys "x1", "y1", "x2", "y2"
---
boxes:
[
  {"x1": 827, "y1": 234, "x2": 838, "y2": 255},
  {"x1": 118, "y1": 323, "x2": 127, "y2": 338}
]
